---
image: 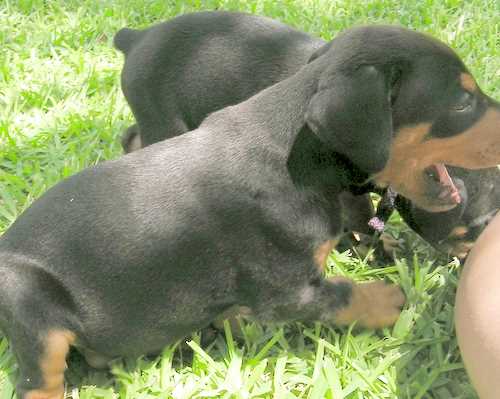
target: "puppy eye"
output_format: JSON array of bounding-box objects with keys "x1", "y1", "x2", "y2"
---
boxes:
[{"x1": 453, "y1": 92, "x2": 473, "y2": 112}]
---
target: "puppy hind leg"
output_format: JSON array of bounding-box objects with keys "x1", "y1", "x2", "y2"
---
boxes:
[
  {"x1": 0, "y1": 261, "x2": 78, "y2": 398},
  {"x1": 10, "y1": 328, "x2": 75, "y2": 399}
]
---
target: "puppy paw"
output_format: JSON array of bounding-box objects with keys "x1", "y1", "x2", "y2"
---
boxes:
[
  {"x1": 380, "y1": 233, "x2": 403, "y2": 255},
  {"x1": 23, "y1": 386, "x2": 64, "y2": 399},
  {"x1": 335, "y1": 280, "x2": 405, "y2": 329},
  {"x1": 444, "y1": 226, "x2": 475, "y2": 259},
  {"x1": 450, "y1": 240, "x2": 475, "y2": 259}
]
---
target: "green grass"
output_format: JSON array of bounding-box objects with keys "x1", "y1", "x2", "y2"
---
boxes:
[{"x1": 0, "y1": 0, "x2": 499, "y2": 397}]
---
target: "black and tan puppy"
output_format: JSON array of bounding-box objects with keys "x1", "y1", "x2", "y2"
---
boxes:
[
  {"x1": 2, "y1": 24, "x2": 500, "y2": 399},
  {"x1": 395, "y1": 167, "x2": 500, "y2": 257},
  {"x1": 115, "y1": 12, "x2": 325, "y2": 151},
  {"x1": 115, "y1": 12, "x2": 499, "y2": 257}
]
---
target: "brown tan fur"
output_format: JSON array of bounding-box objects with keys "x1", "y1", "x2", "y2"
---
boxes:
[
  {"x1": 333, "y1": 278, "x2": 406, "y2": 328},
  {"x1": 419, "y1": 109, "x2": 500, "y2": 170},
  {"x1": 313, "y1": 239, "x2": 338, "y2": 272},
  {"x1": 375, "y1": 107, "x2": 500, "y2": 212},
  {"x1": 460, "y1": 73, "x2": 477, "y2": 92},
  {"x1": 450, "y1": 241, "x2": 476, "y2": 259},
  {"x1": 25, "y1": 331, "x2": 75, "y2": 399},
  {"x1": 430, "y1": 226, "x2": 476, "y2": 258},
  {"x1": 449, "y1": 225, "x2": 469, "y2": 239}
]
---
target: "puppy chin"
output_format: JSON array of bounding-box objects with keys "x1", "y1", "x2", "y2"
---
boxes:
[
  {"x1": 406, "y1": 192, "x2": 459, "y2": 213},
  {"x1": 395, "y1": 179, "x2": 460, "y2": 213}
]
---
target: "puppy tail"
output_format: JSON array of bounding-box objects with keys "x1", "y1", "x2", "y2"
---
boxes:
[{"x1": 113, "y1": 27, "x2": 143, "y2": 54}]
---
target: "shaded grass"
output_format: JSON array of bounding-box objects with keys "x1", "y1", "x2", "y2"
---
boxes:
[{"x1": 0, "y1": 0, "x2": 499, "y2": 397}]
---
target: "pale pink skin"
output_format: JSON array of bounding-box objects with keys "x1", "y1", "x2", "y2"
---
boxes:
[{"x1": 455, "y1": 212, "x2": 500, "y2": 399}]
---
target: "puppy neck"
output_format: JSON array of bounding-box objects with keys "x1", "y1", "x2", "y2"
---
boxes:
[
  {"x1": 286, "y1": 126, "x2": 371, "y2": 193},
  {"x1": 202, "y1": 60, "x2": 323, "y2": 156}
]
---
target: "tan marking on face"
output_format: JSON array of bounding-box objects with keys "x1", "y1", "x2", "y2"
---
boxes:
[
  {"x1": 375, "y1": 107, "x2": 500, "y2": 211},
  {"x1": 419, "y1": 108, "x2": 500, "y2": 170},
  {"x1": 313, "y1": 239, "x2": 338, "y2": 272},
  {"x1": 449, "y1": 226, "x2": 469, "y2": 239},
  {"x1": 25, "y1": 330, "x2": 75, "y2": 399},
  {"x1": 460, "y1": 73, "x2": 477, "y2": 92},
  {"x1": 332, "y1": 278, "x2": 405, "y2": 329},
  {"x1": 374, "y1": 124, "x2": 440, "y2": 211}
]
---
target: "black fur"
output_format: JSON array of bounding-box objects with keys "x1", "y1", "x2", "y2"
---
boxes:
[
  {"x1": 117, "y1": 12, "x2": 324, "y2": 148},
  {"x1": 116, "y1": 12, "x2": 499, "y2": 256}
]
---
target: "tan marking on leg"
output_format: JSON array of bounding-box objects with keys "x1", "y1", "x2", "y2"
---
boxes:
[
  {"x1": 375, "y1": 108, "x2": 500, "y2": 211},
  {"x1": 313, "y1": 239, "x2": 338, "y2": 272},
  {"x1": 460, "y1": 73, "x2": 477, "y2": 92},
  {"x1": 451, "y1": 241, "x2": 476, "y2": 259},
  {"x1": 25, "y1": 330, "x2": 75, "y2": 399},
  {"x1": 333, "y1": 278, "x2": 405, "y2": 329}
]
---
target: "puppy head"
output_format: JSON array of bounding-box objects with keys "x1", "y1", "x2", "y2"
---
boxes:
[
  {"x1": 397, "y1": 167, "x2": 500, "y2": 258},
  {"x1": 305, "y1": 25, "x2": 500, "y2": 212}
]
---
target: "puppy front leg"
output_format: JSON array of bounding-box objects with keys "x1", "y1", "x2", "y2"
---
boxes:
[
  {"x1": 311, "y1": 240, "x2": 405, "y2": 328},
  {"x1": 269, "y1": 277, "x2": 405, "y2": 329},
  {"x1": 11, "y1": 329, "x2": 75, "y2": 399},
  {"x1": 327, "y1": 277, "x2": 406, "y2": 328}
]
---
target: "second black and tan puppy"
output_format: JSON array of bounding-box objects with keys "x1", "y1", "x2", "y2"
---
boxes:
[
  {"x1": 2, "y1": 24, "x2": 500, "y2": 399},
  {"x1": 394, "y1": 167, "x2": 500, "y2": 257},
  {"x1": 115, "y1": 12, "x2": 499, "y2": 257},
  {"x1": 115, "y1": 12, "x2": 326, "y2": 151}
]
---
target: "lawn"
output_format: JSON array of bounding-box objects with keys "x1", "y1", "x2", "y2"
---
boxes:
[{"x1": 0, "y1": 0, "x2": 499, "y2": 397}]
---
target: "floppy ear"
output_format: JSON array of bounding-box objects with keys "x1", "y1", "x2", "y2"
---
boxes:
[{"x1": 305, "y1": 65, "x2": 394, "y2": 174}]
